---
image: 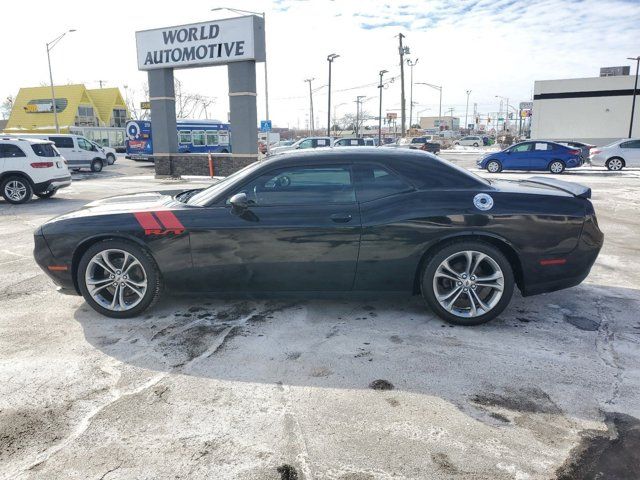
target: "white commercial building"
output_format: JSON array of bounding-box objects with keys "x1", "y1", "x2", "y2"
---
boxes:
[{"x1": 531, "y1": 75, "x2": 639, "y2": 146}]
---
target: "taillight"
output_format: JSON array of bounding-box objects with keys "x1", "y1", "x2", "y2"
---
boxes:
[
  {"x1": 31, "y1": 162, "x2": 54, "y2": 168},
  {"x1": 591, "y1": 149, "x2": 601, "y2": 155},
  {"x1": 569, "y1": 149, "x2": 581, "y2": 155}
]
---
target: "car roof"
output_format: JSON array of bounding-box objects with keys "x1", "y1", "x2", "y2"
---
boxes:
[
  {"x1": 267, "y1": 146, "x2": 435, "y2": 164},
  {"x1": 0, "y1": 136, "x2": 53, "y2": 144}
]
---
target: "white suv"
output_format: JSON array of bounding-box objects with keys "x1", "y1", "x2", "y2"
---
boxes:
[
  {"x1": 0, "y1": 137, "x2": 71, "y2": 204},
  {"x1": 590, "y1": 138, "x2": 640, "y2": 171}
]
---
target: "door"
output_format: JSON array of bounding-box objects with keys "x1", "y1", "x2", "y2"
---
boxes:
[
  {"x1": 48, "y1": 136, "x2": 82, "y2": 168},
  {"x1": 76, "y1": 137, "x2": 96, "y2": 164},
  {"x1": 620, "y1": 140, "x2": 640, "y2": 166},
  {"x1": 188, "y1": 164, "x2": 361, "y2": 292},
  {"x1": 504, "y1": 142, "x2": 532, "y2": 169}
]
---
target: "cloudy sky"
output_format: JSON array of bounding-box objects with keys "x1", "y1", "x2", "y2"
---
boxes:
[{"x1": 1, "y1": 0, "x2": 639, "y2": 129}]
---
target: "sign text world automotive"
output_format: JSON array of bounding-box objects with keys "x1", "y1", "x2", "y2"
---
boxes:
[{"x1": 136, "y1": 16, "x2": 265, "y2": 70}]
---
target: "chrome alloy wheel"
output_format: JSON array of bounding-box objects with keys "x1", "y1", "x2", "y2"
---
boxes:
[
  {"x1": 5, "y1": 180, "x2": 27, "y2": 202},
  {"x1": 432, "y1": 250, "x2": 504, "y2": 318},
  {"x1": 607, "y1": 158, "x2": 623, "y2": 171},
  {"x1": 550, "y1": 161, "x2": 564, "y2": 173},
  {"x1": 85, "y1": 249, "x2": 148, "y2": 312},
  {"x1": 487, "y1": 161, "x2": 500, "y2": 173}
]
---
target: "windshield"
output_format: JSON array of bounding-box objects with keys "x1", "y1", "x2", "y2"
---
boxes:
[{"x1": 186, "y1": 161, "x2": 264, "y2": 206}]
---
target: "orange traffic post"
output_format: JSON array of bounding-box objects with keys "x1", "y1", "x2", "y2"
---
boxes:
[{"x1": 208, "y1": 152, "x2": 214, "y2": 178}]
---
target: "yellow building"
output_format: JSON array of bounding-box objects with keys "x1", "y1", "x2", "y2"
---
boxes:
[{"x1": 4, "y1": 84, "x2": 129, "y2": 148}]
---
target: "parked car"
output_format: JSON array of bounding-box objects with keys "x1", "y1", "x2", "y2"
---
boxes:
[
  {"x1": 334, "y1": 138, "x2": 366, "y2": 147},
  {"x1": 89, "y1": 140, "x2": 117, "y2": 165},
  {"x1": 385, "y1": 137, "x2": 440, "y2": 154},
  {"x1": 34, "y1": 147, "x2": 603, "y2": 326},
  {"x1": 454, "y1": 136, "x2": 483, "y2": 147},
  {"x1": 477, "y1": 141, "x2": 582, "y2": 173},
  {"x1": 270, "y1": 137, "x2": 331, "y2": 155},
  {"x1": 10, "y1": 134, "x2": 108, "y2": 172},
  {"x1": 0, "y1": 137, "x2": 71, "y2": 204},
  {"x1": 554, "y1": 141, "x2": 595, "y2": 164},
  {"x1": 589, "y1": 138, "x2": 640, "y2": 171}
]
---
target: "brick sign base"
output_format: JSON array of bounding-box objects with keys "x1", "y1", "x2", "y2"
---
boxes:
[{"x1": 153, "y1": 154, "x2": 258, "y2": 178}]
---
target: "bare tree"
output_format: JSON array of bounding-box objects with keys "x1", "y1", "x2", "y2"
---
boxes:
[
  {"x1": 123, "y1": 83, "x2": 150, "y2": 121},
  {"x1": 1, "y1": 95, "x2": 15, "y2": 119}
]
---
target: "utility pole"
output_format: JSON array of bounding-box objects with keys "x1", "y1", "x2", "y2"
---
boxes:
[
  {"x1": 464, "y1": 90, "x2": 471, "y2": 133},
  {"x1": 355, "y1": 95, "x2": 366, "y2": 137},
  {"x1": 46, "y1": 29, "x2": 76, "y2": 133},
  {"x1": 326, "y1": 53, "x2": 339, "y2": 137},
  {"x1": 397, "y1": 33, "x2": 408, "y2": 137},
  {"x1": 628, "y1": 56, "x2": 640, "y2": 138},
  {"x1": 446, "y1": 107, "x2": 455, "y2": 130},
  {"x1": 378, "y1": 70, "x2": 388, "y2": 146},
  {"x1": 406, "y1": 58, "x2": 418, "y2": 130},
  {"x1": 305, "y1": 78, "x2": 315, "y2": 135}
]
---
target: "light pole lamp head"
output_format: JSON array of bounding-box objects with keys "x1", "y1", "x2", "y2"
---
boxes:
[
  {"x1": 379, "y1": 69, "x2": 388, "y2": 76},
  {"x1": 327, "y1": 53, "x2": 339, "y2": 62},
  {"x1": 68, "y1": 29, "x2": 76, "y2": 33}
]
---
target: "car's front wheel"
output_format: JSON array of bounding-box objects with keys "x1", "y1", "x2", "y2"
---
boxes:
[
  {"x1": 549, "y1": 160, "x2": 565, "y2": 174},
  {"x1": 78, "y1": 240, "x2": 162, "y2": 318},
  {"x1": 106, "y1": 154, "x2": 116, "y2": 165},
  {"x1": 1, "y1": 176, "x2": 33, "y2": 204},
  {"x1": 486, "y1": 160, "x2": 502, "y2": 173},
  {"x1": 421, "y1": 241, "x2": 515, "y2": 325},
  {"x1": 606, "y1": 157, "x2": 624, "y2": 171},
  {"x1": 473, "y1": 142, "x2": 479, "y2": 147}
]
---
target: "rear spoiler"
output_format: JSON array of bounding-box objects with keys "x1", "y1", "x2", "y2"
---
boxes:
[{"x1": 525, "y1": 176, "x2": 591, "y2": 199}]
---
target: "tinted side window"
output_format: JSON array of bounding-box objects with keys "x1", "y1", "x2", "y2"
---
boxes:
[
  {"x1": 391, "y1": 155, "x2": 481, "y2": 189},
  {"x1": 49, "y1": 136, "x2": 74, "y2": 149},
  {"x1": 1, "y1": 144, "x2": 26, "y2": 158},
  {"x1": 354, "y1": 164, "x2": 412, "y2": 202},
  {"x1": 235, "y1": 165, "x2": 354, "y2": 206},
  {"x1": 620, "y1": 140, "x2": 640, "y2": 148}
]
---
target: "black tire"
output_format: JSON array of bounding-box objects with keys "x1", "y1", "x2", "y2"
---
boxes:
[
  {"x1": 1, "y1": 175, "x2": 33, "y2": 204},
  {"x1": 486, "y1": 160, "x2": 502, "y2": 173},
  {"x1": 606, "y1": 157, "x2": 624, "y2": 171},
  {"x1": 106, "y1": 154, "x2": 116, "y2": 165},
  {"x1": 77, "y1": 239, "x2": 162, "y2": 318},
  {"x1": 421, "y1": 241, "x2": 515, "y2": 326},
  {"x1": 90, "y1": 158, "x2": 104, "y2": 173},
  {"x1": 35, "y1": 189, "x2": 57, "y2": 199},
  {"x1": 549, "y1": 160, "x2": 565, "y2": 174},
  {"x1": 473, "y1": 142, "x2": 479, "y2": 147}
]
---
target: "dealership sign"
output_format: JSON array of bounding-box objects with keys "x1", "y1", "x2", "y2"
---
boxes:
[{"x1": 136, "y1": 16, "x2": 265, "y2": 70}]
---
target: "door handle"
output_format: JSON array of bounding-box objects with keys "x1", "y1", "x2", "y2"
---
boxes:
[{"x1": 330, "y1": 213, "x2": 352, "y2": 223}]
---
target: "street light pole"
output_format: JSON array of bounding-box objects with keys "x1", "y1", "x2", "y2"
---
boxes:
[
  {"x1": 397, "y1": 34, "x2": 408, "y2": 137},
  {"x1": 305, "y1": 78, "x2": 315, "y2": 135},
  {"x1": 46, "y1": 29, "x2": 75, "y2": 134},
  {"x1": 495, "y1": 95, "x2": 509, "y2": 131},
  {"x1": 627, "y1": 56, "x2": 640, "y2": 138},
  {"x1": 327, "y1": 53, "x2": 339, "y2": 137},
  {"x1": 355, "y1": 95, "x2": 366, "y2": 137},
  {"x1": 464, "y1": 90, "x2": 471, "y2": 132},
  {"x1": 378, "y1": 70, "x2": 388, "y2": 146},
  {"x1": 406, "y1": 58, "x2": 418, "y2": 129}
]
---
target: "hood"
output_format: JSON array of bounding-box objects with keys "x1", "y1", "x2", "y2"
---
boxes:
[{"x1": 48, "y1": 190, "x2": 189, "y2": 222}]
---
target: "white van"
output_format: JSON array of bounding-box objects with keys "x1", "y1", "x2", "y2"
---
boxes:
[{"x1": 9, "y1": 134, "x2": 108, "y2": 172}]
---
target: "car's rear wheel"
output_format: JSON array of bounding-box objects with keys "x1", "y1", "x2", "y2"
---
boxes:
[
  {"x1": 78, "y1": 240, "x2": 162, "y2": 318},
  {"x1": 606, "y1": 157, "x2": 624, "y2": 171},
  {"x1": 549, "y1": 160, "x2": 565, "y2": 174},
  {"x1": 91, "y1": 159, "x2": 103, "y2": 172},
  {"x1": 1, "y1": 176, "x2": 33, "y2": 204},
  {"x1": 421, "y1": 241, "x2": 515, "y2": 326},
  {"x1": 473, "y1": 142, "x2": 479, "y2": 147},
  {"x1": 486, "y1": 160, "x2": 502, "y2": 173},
  {"x1": 35, "y1": 188, "x2": 57, "y2": 199}
]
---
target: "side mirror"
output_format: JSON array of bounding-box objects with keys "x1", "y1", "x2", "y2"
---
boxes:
[{"x1": 229, "y1": 192, "x2": 249, "y2": 210}]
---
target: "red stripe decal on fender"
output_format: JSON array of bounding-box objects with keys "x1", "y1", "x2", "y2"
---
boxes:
[
  {"x1": 134, "y1": 212, "x2": 162, "y2": 232},
  {"x1": 154, "y1": 211, "x2": 185, "y2": 232}
]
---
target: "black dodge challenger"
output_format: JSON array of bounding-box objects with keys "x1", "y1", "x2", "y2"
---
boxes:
[{"x1": 34, "y1": 148, "x2": 603, "y2": 325}]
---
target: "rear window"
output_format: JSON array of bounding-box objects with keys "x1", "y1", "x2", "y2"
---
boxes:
[
  {"x1": 31, "y1": 143, "x2": 60, "y2": 157},
  {"x1": 354, "y1": 165, "x2": 413, "y2": 202},
  {"x1": 391, "y1": 154, "x2": 486, "y2": 189},
  {"x1": 48, "y1": 136, "x2": 74, "y2": 149}
]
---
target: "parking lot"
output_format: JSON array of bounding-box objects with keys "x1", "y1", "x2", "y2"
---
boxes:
[{"x1": 1, "y1": 155, "x2": 639, "y2": 479}]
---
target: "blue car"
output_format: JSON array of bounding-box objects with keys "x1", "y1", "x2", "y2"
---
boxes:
[{"x1": 477, "y1": 141, "x2": 583, "y2": 174}]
